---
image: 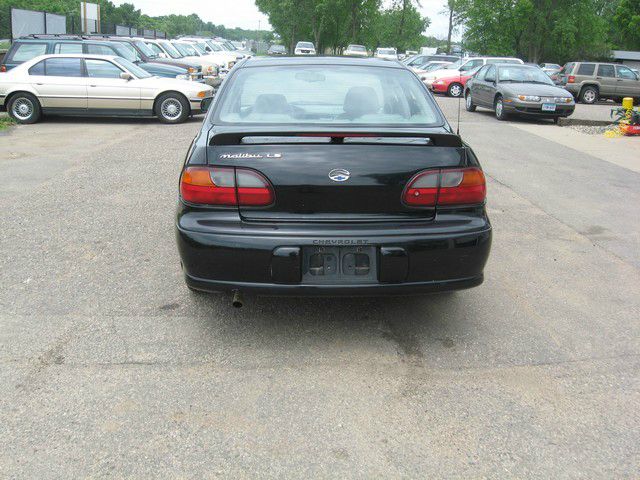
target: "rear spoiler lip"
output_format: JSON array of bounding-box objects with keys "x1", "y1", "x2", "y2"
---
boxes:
[{"x1": 208, "y1": 127, "x2": 463, "y2": 147}]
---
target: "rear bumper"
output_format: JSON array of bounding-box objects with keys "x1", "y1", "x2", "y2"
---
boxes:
[{"x1": 176, "y1": 212, "x2": 492, "y2": 296}]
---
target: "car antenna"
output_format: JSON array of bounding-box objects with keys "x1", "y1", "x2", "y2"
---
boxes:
[{"x1": 456, "y1": 70, "x2": 462, "y2": 135}]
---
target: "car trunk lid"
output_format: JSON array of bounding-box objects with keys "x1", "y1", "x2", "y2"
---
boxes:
[{"x1": 207, "y1": 129, "x2": 466, "y2": 222}]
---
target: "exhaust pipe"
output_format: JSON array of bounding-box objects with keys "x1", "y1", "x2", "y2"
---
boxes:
[{"x1": 232, "y1": 290, "x2": 244, "y2": 308}]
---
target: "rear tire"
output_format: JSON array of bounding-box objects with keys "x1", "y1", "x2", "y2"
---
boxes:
[
  {"x1": 580, "y1": 86, "x2": 598, "y2": 104},
  {"x1": 7, "y1": 92, "x2": 41, "y2": 124},
  {"x1": 448, "y1": 82, "x2": 463, "y2": 98},
  {"x1": 494, "y1": 96, "x2": 508, "y2": 121},
  {"x1": 155, "y1": 92, "x2": 190, "y2": 124},
  {"x1": 465, "y1": 92, "x2": 476, "y2": 112}
]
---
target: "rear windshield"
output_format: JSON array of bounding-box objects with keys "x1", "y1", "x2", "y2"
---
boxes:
[
  {"x1": 377, "y1": 49, "x2": 396, "y2": 55},
  {"x1": 215, "y1": 65, "x2": 441, "y2": 126},
  {"x1": 348, "y1": 45, "x2": 366, "y2": 51},
  {"x1": 297, "y1": 42, "x2": 314, "y2": 49},
  {"x1": 8, "y1": 42, "x2": 47, "y2": 63}
]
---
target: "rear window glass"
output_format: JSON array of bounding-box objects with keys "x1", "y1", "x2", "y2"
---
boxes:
[
  {"x1": 597, "y1": 64, "x2": 615, "y2": 77},
  {"x1": 9, "y1": 43, "x2": 47, "y2": 62},
  {"x1": 560, "y1": 63, "x2": 575, "y2": 74},
  {"x1": 44, "y1": 57, "x2": 83, "y2": 77},
  {"x1": 577, "y1": 63, "x2": 595, "y2": 75},
  {"x1": 86, "y1": 44, "x2": 116, "y2": 56},
  {"x1": 28, "y1": 60, "x2": 45, "y2": 75},
  {"x1": 54, "y1": 43, "x2": 83, "y2": 54},
  {"x1": 27, "y1": 58, "x2": 83, "y2": 77},
  {"x1": 216, "y1": 65, "x2": 441, "y2": 126}
]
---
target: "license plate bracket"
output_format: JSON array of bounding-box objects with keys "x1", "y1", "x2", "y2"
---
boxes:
[
  {"x1": 542, "y1": 103, "x2": 556, "y2": 112},
  {"x1": 302, "y1": 246, "x2": 377, "y2": 284}
]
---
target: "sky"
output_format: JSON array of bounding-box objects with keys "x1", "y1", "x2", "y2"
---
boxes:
[{"x1": 112, "y1": 0, "x2": 456, "y2": 39}]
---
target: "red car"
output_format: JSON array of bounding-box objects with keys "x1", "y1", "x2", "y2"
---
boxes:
[{"x1": 429, "y1": 67, "x2": 481, "y2": 97}]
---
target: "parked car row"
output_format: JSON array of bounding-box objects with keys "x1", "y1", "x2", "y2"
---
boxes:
[
  {"x1": 419, "y1": 55, "x2": 640, "y2": 109},
  {"x1": 1, "y1": 34, "x2": 251, "y2": 88}
]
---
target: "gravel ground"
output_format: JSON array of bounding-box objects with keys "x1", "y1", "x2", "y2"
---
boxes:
[
  {"x1": 1, "y1": 108, "x2": 639, "y2": 478},
  {"x1": 566, "y1": 124, "x2": 619, "y2": 135}
]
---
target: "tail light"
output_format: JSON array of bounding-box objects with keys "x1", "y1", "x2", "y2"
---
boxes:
[
  {"x1": 403, "y1": 167, "x2": 486, "y2": 207},
  {"x1": 567, "y1": 75, "x2": 575, "y2": 83},
  {"x1": 180, "y1": 166, "x2": 274, "y2": 206},
  {"x1": 0, "y1": 65, "x2": 6, "y2": 73}
]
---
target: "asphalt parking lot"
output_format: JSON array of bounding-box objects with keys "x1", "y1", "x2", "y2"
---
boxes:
[{"x1": 1, "y1": 98, "x2": 639, "y2": 478}]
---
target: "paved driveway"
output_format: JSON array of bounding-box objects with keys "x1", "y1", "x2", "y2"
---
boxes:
[{"x1": 1, "y1": 106, "x2": 638, "y2": 478}]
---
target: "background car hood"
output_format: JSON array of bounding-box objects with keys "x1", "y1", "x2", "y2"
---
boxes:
[
  {"x1": 152, "y1": 58, "x2": 200, "y2": 70},
  {"x1": 428, "y1": 68, "x2": 458, "y2": 79},
  {"x1": 501, "y1": 83, "x2": 570, "y2": 96},
  {"x1": 137, "y1": 76, "x2": 213, "y2": 94},
  {"x1": 140, "y1": 62, "x2": 186, "y2": 75}
]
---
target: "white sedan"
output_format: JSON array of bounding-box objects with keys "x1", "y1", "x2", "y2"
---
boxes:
[
  {"x1": 0, "y1": 54, "x2": 214, "y2": 124},
  {"x1": 374, "y1": 48, "x2": 398, "y2": 60}
]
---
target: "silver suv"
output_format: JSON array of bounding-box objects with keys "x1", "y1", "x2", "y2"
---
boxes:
[{"x1": 559, "y1": 62, "x2": 640, "y2": 104}]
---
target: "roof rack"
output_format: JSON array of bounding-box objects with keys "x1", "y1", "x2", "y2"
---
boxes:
[{"x1": 22, "y1": 34, "x2": 82, "y2": 40}]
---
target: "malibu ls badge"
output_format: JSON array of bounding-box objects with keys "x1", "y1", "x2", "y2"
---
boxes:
[
  {"x1": 219, "y1": 153, "x2": 282, "y2": 159},
  {"x1": 328, "y1": 168, "x2": 350, "y2": 182}
]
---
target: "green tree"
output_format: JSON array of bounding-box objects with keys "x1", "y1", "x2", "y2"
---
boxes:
[
  {"x1": 613, "y1": 0, "x2": 640, "y2": 50},
  {"x1": 457, "y1": 0, "x2": 611, "y2": 64}
]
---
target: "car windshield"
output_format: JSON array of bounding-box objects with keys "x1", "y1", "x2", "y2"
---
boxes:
[
  {"x1": 206, "y1": 41, "x2": 223, "y2": 52},
  {"x1": 297, "y1": 42, "x2": 314, "y2": 49},
  {"x1": 111, "y1": 43, "x2": 138, "y2": 63},
  {"x1": 114, "y1": 57, "x2": 152, "y2": 78},
  {"x1": 348, "y1": 45, "x2": 366, "y2": 52},
  {"x1": 498, "y1": 65, "x2": 554, "y2": 84},
  {"x1": 216, "y1": 65, "x2": 440, "y2": 125},
  {"x1": 134, "y1": 40, "x2": 157, "y2": 58},
  {"x1": 271, "y1": 45, "x2": 285, "y2": 52},
  {"x1": 160, "y1": 41, "x2": 182, "y2": 59},
  {"x1": 423, "y1": 63, "x2": 447, "y2": 72},
  {"x1": 378, "y1": 49, "x2": 396, "y2": 55},
  {"x1": 445, "y1": 59, "x2": 464, "y2": 69},
  {"x1": 174, "y1": 43, "x2": 198, "y2": 56},
  {"x1": 193, "y1": 43, "x2": 207, "y2": 55},
  {"x1": 115, "y1": 42, "x2": 142, "y2": 62}
]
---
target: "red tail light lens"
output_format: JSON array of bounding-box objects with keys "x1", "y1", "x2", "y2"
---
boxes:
[
  {"x1": 236, "y1": 169, "x2": 274, "y2": 206},
  {"x1": 180, "y1": 166, "x2": 274, "y2": 206},
  {"x1": 404, "y1": 171, "x2": 439, "y2": 206},
  {"x1": 438, "y1": 168, "x2": 486, "y2": 205},
  {"x1": 403, "y1": 167, "x2": 486, "y2": 207},
  {"x1": 0, "y1": 65, "x2": 6, "y2": 73},
  {"x1": 567, "y1": 75, "x2": 575, "y2": 83}
]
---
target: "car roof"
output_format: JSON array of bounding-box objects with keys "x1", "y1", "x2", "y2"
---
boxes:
[{"x1": 239, "y1": 56, "x2": 405, "y2": 69}]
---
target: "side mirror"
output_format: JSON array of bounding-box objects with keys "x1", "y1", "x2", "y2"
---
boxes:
[
  {"x1": 201, "y1": 96, "x2": 213, "y2": 112},
  {"x1": 120, "y1": 72, "x2": 134, "y2": 81}
]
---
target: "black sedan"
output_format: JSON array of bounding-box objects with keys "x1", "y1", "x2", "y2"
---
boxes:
[
  {"x1": 464, "y1": 64, "x2": 575, "y2": 123},
  {"x1": 176, "y1": 57, "x2": 491, "y2": 303}
]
